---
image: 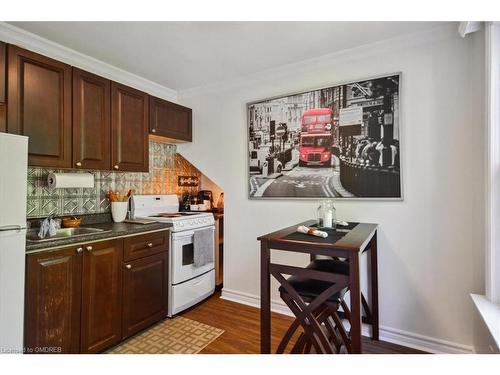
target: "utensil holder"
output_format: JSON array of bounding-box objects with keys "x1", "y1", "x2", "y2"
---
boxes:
[{"x1": 111, "y1": 202, "x2": 128, "y2": 223}]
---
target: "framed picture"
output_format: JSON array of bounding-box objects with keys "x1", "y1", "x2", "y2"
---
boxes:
[{"x1": 247, "y1": 73, "x2": 402, "y2": 200}]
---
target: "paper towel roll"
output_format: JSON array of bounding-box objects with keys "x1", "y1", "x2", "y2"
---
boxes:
[{"x1": 47, "y1": 173, "x2": 94, "y2": 189}]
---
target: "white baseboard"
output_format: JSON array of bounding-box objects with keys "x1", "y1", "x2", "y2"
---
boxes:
[{"x1": 221, "y1": 288, "x2": 473, "y2": 354}]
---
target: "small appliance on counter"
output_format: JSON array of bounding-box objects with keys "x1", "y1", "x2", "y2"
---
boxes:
[
  {"x1": 181, "y1": 192, "x2": 192, "y2": 211},
  {"x1": 198, "y1": 190, "x2": 213, "y2": 210}
]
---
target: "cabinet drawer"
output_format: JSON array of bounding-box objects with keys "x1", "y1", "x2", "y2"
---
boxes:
[{"x1": 124, "y1": 231, "x2": 169, "y2": 261}]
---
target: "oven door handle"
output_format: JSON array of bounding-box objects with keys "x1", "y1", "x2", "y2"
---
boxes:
[
  {"x1": 172, "y1": 231, "x2": 195, "y2": 239},
  {"x1": 172, "y1": 227, "x2": 215, "y2": 240}
]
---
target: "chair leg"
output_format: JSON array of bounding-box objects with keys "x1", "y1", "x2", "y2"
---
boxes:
[
  {"x1": 274, "y1": 273, "x2": 342, "y2": 354},
  {"x1": 330, "y1": 306, "x2": 352, "y2": 353},
  {"x1": 318, "y1": 310, "x2": 343, "y2": 353},
  {"x1": 278, "y1": 291, "x2": 334, "y2": 354},
  {"x1": 291, "y1": 333, "x2": 308, "y2": 354},
  {"x1": 361, "y1": 293, "x2": 372, "y2": 322}
]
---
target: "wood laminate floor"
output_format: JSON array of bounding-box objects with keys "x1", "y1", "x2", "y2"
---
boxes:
[{"x1": 180, "y1": 292, "x2": 426, "y2": 354}]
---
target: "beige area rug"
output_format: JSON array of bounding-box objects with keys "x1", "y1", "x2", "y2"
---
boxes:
[{"x1": 108, "y1": 317, "x2": 224, "y2": 354}]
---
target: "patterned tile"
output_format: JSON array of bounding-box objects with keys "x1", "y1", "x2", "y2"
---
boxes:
[
  {"x1": 82, "y1": 185, "x2": 98, "y2": 197},
  {"x1": 27, "y1": 178, "x2": 38, "y2": 197},
  {"x1": 26, "y1": 142, "x2": 202, "y2": 218},
  {"x1": 81, "y1": 197, "x2": 97, "y2": 214},
  {"x1": 40, "y1": 198, "x2": 61, "y2": 216},
  {"x1": 62, "y1": 197, "x2": 79, "y2": 215},
  {"x1": 99, "y1": 178, "x2": 113, "y2": 194},
  {"x1": 153, "y1": 182, "x2": 163, "y2": 194},
  {"x1": 26, "y1": 199, "x2": 40, "y2": 217},
  {"x1": 27, "y1": 168, "x2": 39, "y2": 180},
  {"x1": 62, "y1": 187, "x2": 83, "y2": 197},
  {"x1": 99, "y1": 193, "x2": 111, "y2": 211}
]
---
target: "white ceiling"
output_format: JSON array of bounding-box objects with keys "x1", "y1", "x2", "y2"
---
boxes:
[{"x1": 10, "y1": 21, "x2": 446, "y2": 92}]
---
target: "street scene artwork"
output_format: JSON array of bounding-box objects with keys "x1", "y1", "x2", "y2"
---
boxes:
[{"x1": 247, "y1": 73, "x2": 401, "y2": 199}]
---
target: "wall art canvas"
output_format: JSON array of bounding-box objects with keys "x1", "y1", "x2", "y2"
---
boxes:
[{"x1": 247, "y1": 73, "x2": 401, "y2": 199}]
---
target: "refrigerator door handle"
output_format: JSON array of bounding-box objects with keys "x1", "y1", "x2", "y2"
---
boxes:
[{"x1": 0, "y1": 225, "x2": 25, "y2": 232}]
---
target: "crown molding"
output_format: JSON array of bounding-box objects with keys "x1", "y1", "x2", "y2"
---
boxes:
[
  {"x1": 179, "y1": 23, "x2": 460, "y2": 99},
  {"x1": 0, "y1": 22, "x2": 178, "y2": 102}
]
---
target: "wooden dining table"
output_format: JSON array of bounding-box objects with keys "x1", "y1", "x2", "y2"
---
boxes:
[{"x1": 258, "y1": 220, "x2": 379, "y2": 354}]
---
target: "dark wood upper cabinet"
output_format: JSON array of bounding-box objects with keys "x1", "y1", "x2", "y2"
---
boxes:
[
  {"x1": 122, "y1": 251, "x2": 168, "y2": 339},
  {"x1": 72, "y1": 68, "x2": 111, "y2": 170},
  {"x1": 111, "y1": 82, "x2": 149, "y2": 172},
  {"x1": 25, "y1": 246, "x2": 83, "y2": 354},
  {"x1": 80, "y1": 239, "x2": 123, "y2": 354},
  {"x1": 7, "y1": 45, "x2": 72, "y2": 168},
  {"x1": 150, "y1": 96, "x2": 192, "y2": 142},
  {"x1": 0, "y1": 41, "x2": 6, "y2": 104}
]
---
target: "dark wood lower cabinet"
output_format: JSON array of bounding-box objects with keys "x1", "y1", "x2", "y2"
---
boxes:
[
  {"x1": 80, "y1": 239, "x2": 123, "y2": 354},
  {"x1": 122, "y1": 251, "x2": 168, "y2": 339},
  {"x1": 25, "y1": 246, "x2": 83, "y2": 354},
  {"x1": 25, "y1": 231, "x2": 169, "y2": 354}
]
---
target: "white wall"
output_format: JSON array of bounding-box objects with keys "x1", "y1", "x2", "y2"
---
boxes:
[{"x1": 177, "y1": 25, "x2": 485, "y2": 352}]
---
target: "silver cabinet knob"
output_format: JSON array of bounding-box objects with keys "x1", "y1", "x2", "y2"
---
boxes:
[
  {"x1": 126, "y1": 264, "x2": 132, "y2": 269},
  {"x1": 76, "y1": 161, "x2": 82, "y2": 167},
  {"x1": 151, "y1": 128, "x2": 156, "y2": 133},
  {"x1": 76, "y1": 247, "x2": 83, "y2": 254},
  {"x1": 113, "y1": 165, "x2": 119, "y2": 170},
  {"x1": 86, "y1": 245, "x2": 93, "y2": 252},
  {"x1": 147, "y1": 243, "x2": 153, "y2": 248}
]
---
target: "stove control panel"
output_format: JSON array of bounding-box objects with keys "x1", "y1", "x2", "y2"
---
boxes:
[{"x1": 171, "y1": 214, "x2": 215, "y2": 232}]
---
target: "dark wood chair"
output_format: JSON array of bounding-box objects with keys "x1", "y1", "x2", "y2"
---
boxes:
[
  {"x1": 309, "y1": 257, "x2": 374, "y2": 325},
  {"x1": 275, "y1": 260, "x2": 352, "y2": 354}
]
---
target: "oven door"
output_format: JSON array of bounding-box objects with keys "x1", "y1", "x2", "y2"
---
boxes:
[{"x1": 171, "y1": 226, "x2": 215, "y2": 285}]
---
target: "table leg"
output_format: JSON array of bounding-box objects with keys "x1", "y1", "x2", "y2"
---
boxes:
[
  {"x1": 349, "y1": 253, "x2": 362, "y2": 353},
  {"x1": 260, "y1": 240, "x2": 271, "y2": 354},
  {"x1": 370, "y1": 231, "x2": 379, "y2": 340}
]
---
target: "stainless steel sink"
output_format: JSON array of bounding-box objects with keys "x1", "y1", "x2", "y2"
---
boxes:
[{"x1": 26, "y1": 227, "x2": 111, "y2": 242}]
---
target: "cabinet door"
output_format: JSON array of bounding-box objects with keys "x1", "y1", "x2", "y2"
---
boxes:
[
  {"x1": 150, "y1": 96, "x2": 192, "y2": 142},
  {"x1": 111, "y1": 82, "x2": 149, "y2": 172},
  {"x1": 7, "y1": 45, "x2": 72, "y2": 168},
  {"x1": 122, "y1": 251, "x2": 168, "y2": 339},
  {"x1": 72, "y1": 68, "x2": 111, "y2": 170},
  {"x1": 25, "y1": 246, "x2": 83, "y2": 354},
  {"x1": 80, "y1": 239, "x2": 123, "y2": 353}
]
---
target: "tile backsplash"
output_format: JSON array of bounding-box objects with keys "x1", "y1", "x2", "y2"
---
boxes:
[{"x1": 27, "y1": 141, "x2": 202, "y2": 218}]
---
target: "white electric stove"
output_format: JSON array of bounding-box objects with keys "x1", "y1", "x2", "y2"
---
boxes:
[{"x1": 131, "y1": 195, "x2": 215, "y2": 316}]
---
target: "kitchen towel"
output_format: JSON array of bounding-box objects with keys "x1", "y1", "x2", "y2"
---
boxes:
[{"x1": 193, "y1": 228, "x2": 214, "y2": 267}]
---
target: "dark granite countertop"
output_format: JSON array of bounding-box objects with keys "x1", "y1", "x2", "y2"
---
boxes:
[{"x1": 26, "y1": 220, "x2": 171, "y2": 254}]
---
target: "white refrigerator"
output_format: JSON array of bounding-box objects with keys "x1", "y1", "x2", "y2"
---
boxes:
[{"x1": 0, "y1": 133, "x2": 28, "y2": 354}]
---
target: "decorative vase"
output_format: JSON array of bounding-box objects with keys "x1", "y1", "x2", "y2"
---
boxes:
[{"x1": 111, "y1": 202, "x2": 128, "y2": 223}]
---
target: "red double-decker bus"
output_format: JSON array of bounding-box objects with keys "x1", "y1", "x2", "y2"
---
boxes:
[{"x1": 299, "y1": 108, "x2": 334, "y2": 167}]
